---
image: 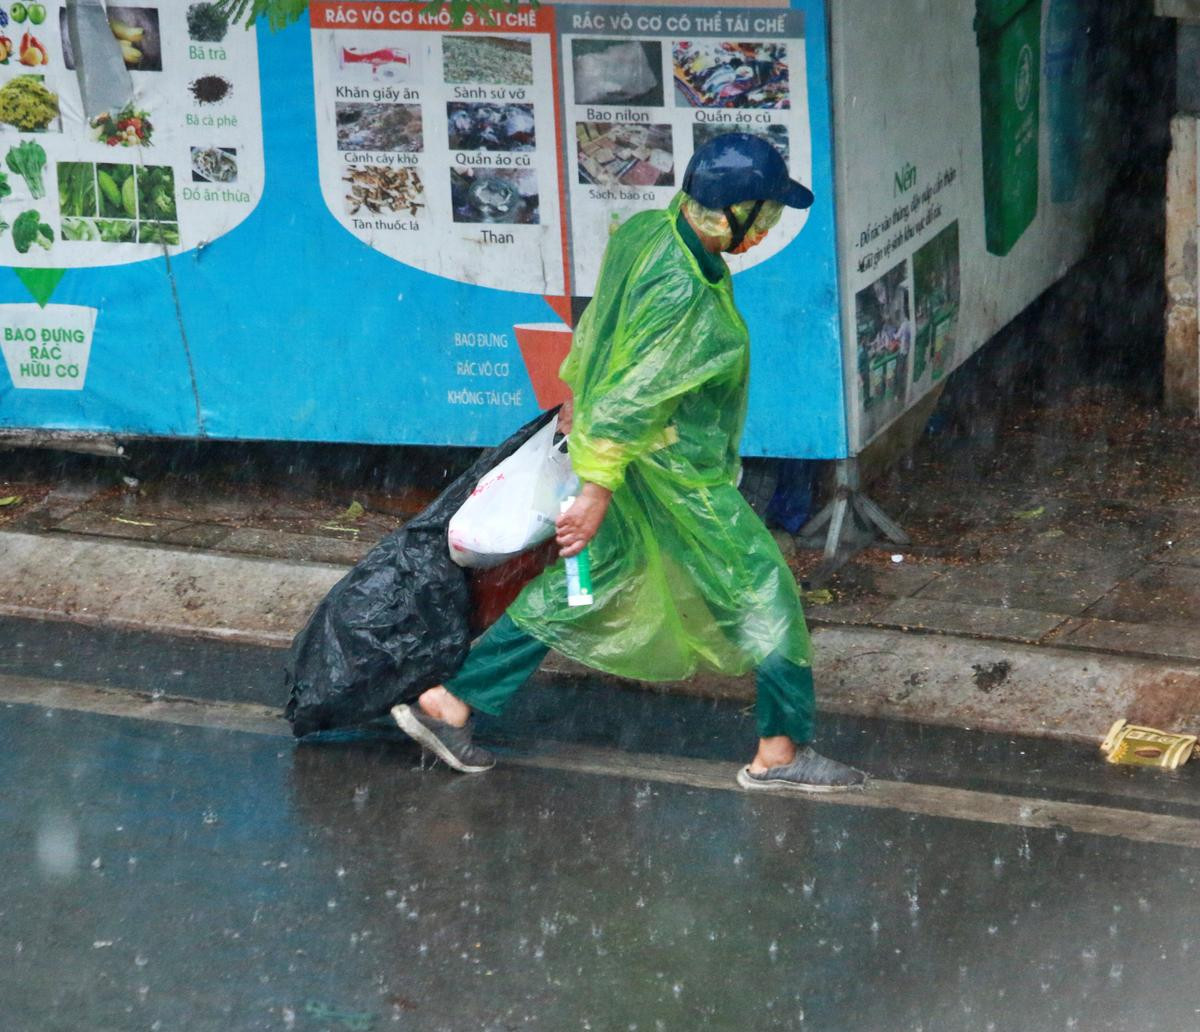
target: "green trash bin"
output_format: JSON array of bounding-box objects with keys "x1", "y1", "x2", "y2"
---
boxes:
[{"x1": 975, "y1": 0, "x2": 1042, "y2": 256}]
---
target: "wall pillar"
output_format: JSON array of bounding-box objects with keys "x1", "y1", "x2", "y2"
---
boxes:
[
  {"x1": 1156, "y1": 5, "x2": 1200, "y2": 413},
  {"x1": 1165, "y1": 113, "x2": 1200, "y2": 414}
]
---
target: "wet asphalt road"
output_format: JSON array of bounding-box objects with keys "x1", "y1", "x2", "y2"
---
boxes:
[{"x1": 2, "y1": 616, "x2": 1200, "y2": 1032}]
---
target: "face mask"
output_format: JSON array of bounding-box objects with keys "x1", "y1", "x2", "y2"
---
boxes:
[
  {"x1": 744, "y1": 199, "x2": 784, "y2": 232},
  {"x1": 681, "y1": 196, "x2": 784, "y2": 252},
  {"x1": 726, "y1": 199, "x2": 783, "y2": 253},
  {"x1": 681, "y1": 195, "x2": 733, "y2": 245},
  {"x1": 729, "y1": 223, "x2": 773, "y2": 254}
]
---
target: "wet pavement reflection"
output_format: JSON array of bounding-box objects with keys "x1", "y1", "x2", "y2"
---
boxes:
[{"x1": 3, "y1": 650, "x2": 1200, "y2": 1030}]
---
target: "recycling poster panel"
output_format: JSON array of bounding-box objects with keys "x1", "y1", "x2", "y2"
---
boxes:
[
  {"x1": 0, "y1": 0, "x2": 842, "y2": 456},
  {"x1": 830, "y1": 0, "x2": 1113, "y2": 450},
  {"x1": 308, "y1": 2, "x2": 814, "y2": 295},
  {"x1": 0, "y1": 1, "x2": 262, "y2": 404}
]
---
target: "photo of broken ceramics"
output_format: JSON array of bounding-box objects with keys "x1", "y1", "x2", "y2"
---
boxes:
[{"x1": 443, "y1": 34, "x2": 533, "y2": 86}]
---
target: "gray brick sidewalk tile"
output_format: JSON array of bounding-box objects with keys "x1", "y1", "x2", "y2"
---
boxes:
[
  {"x1": 912, "y1": 557, "x2": 1134, "y2": 616},
  {"x1": 54, "y1": 510, "x2": 192, "y2": 543},
  {"x1": 1156, "y1": 536, "x2": 1200, "y2": 568},
  {"x1": 159, "y1": 524, "x2": 235, "y2": 549},
  {"x1": 220, "y1": 527, "x2": 372, "y2": 565},
  {"x1": 875, "y1": 597, "x2": 1069, "y2": 643},
  {"x1": 1084, "y1": 565, "x2": 1200, "y2": 626},
  {"x1": 1056, "y1": 617, "x2": 1200, "y2": 662},
  {"x1": 807, "y1": 598, "x2": 891, "y2": 626},
  {"x1": 834, "y1": 558, "x2": 945, "y2": 598}
]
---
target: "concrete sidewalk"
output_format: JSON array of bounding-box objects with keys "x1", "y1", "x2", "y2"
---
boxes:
[
  {"x1": 1, "y1": 383, "x2": 1198, "y2": 746},
  {"x1": 804, "y1": 385, "x2": 1200, "y2": 666},
  {"x1": 0, "y1": 526, "x2": 1196, "y2": 747}
]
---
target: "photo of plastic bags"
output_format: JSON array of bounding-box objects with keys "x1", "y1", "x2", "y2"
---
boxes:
[{"x1": 573, "y1": 39, "x2": 663, "y2": 106}]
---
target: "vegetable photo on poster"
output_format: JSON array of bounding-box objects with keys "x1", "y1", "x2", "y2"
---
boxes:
[
  {"x1": 0, "y1": 0, "x2": 264, "y2": 273},
  {"x1": 0, "y1": 75, "x2": 61, "y2": 132},
  {"x1": 59, "y1": 5, "x2": 164, "y2": 71}
]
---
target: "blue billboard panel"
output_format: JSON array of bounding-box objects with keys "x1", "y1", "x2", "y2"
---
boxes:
[{"x1": 0, "y1": 1, "x2": 846, "y2": 458}]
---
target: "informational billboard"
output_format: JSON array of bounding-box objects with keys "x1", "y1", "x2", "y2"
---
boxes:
[
  {"x1": 0, "y1": 3, "x2": 262, "y2": 407},
  {"x1": 830, "y1": 0, "x2": 1107, "y2": 450},
  {"x1": 0, "y1": 0, "x2": 847, "y2": 458}
]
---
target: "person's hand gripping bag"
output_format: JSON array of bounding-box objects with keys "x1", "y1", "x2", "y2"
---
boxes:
[{"x1": 447, "y1": 413, "x2": 578, "y2": 569}]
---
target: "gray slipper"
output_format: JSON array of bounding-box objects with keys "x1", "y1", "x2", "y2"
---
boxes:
[
  {"x1": 737, "y1": 746, "x2": 867, "y2": 794},
  {"x1": 391, "y1": 704, "x2": 496, "y2": 773}
]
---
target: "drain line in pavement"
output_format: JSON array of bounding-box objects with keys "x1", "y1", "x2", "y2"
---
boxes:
[{"x1": 2, "y1": 673, "x2": 1198, "y2": 851}]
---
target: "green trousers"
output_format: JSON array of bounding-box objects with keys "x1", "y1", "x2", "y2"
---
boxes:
[{"x1": 444, "y1": 613, "x2": 816, "y2": 743}]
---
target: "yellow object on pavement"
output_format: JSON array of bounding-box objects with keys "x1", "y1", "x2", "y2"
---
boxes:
[{"x1": 1101, "y1": 719, "x2": 1197, "y2": 770}]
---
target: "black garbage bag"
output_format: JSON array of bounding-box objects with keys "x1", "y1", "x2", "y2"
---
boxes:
[{"x1": 284, "y1": 409, "x2": 558, "y2": 737}]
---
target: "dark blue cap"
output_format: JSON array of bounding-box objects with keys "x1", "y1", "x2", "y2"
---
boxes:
[{"x1": 682, "y1": 132, "x2": 814, "y2": 210}]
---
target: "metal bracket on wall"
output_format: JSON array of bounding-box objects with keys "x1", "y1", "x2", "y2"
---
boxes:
[{"x1": 799, "y1": 458, "x2": 909, "y2": 563}]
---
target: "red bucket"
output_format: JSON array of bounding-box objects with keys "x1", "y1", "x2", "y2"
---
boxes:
[{"x1": 467, "y1": 539, "x2": 558, "y2": 635}]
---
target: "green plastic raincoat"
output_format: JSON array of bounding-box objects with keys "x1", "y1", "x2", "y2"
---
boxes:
[{"x1": 508, "y1": 193, "x2": 812, "y2": 680}]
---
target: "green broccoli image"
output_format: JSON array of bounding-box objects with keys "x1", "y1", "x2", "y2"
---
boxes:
[{"x1": 13, "y1": 208, "x2": 53, "y2": 253}]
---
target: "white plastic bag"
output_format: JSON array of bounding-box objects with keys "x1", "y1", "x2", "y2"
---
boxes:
[
  {"x1": 573, "y1": 42, "x2": 658, "y2": 104},
  {"x1": 447, "y1": 416, "x2": 579, "y2": 569}
]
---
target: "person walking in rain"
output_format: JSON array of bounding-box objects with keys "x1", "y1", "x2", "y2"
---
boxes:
[{"x1": 394, "y1": 133, "x2": 867, "y2": 793}]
